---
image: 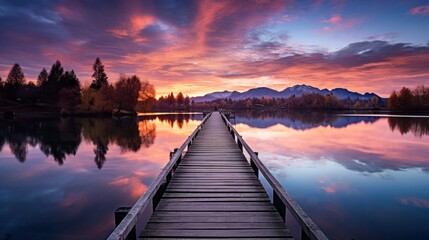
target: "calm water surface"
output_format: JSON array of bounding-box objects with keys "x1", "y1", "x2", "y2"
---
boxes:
[
  {"x1": 1, "y1": 112, "x2": 428, "y2": 240},
  {"x1": 234, "y1": 111, "x2": 429, "y2": 240},
  {"x1": 0, "y1": 114, "x2": 203, "y2": 240}
]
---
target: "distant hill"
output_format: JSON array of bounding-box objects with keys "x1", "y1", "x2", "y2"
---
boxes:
[{"x1": 191, "y1": 84, "x2": 379, "y2": 102}]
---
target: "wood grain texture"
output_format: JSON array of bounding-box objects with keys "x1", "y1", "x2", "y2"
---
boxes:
[{"x1": 140, "y1": 112, "x2": 292, "y2": 239}]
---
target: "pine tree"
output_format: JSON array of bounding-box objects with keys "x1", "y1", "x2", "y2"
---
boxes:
[
  {"x1": 5, "y1": 63, "x2": 26, "y2": 100},
  {"x1": 46, "y1": 60, "x2": 64, "y2": 104},
  {"x1": 6, "y1": 63, "x2": 26, "y2": 88},
  {"x1": 37, "y1": 68, "x2": 48, "y2": 87},
  {"x1": 90, "y1": 57, "x2": 108, "y2": 90},
  {"x1": 48, "y1": 60, "x2": 64, "y2": 85},
  {"x1": 184, "y1": 95, "x2": 190, "y2": 106},
  {"x1": 59, "y1": 70, "x2": 80, "y2": 89}
]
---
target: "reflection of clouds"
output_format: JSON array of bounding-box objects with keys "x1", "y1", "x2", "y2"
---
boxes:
[
  {"x1": 108, "y1": 176, "x2": 148, "y2": 197},
  {"x1": 238, "y1": 118, "x2": 429, "y2": 173},
  {"x1": 322, "y1": 186, "x2": 335, "y2": 193},
  {"x1": 0, "y1": 116, "x2": 203, "y2": 239},
  {"x1": 400, "y1": 198, "x2": 429, "y2": 208}
]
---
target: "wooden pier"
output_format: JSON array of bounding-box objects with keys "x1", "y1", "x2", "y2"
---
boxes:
[{"x1": 108, "y1": 112, "x2": 328, "y2": 240}]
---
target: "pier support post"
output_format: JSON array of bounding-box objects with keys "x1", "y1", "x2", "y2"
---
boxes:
[
  {"x1": 250, "y1": 152, "x2": 259, "y2": 177},
  {"x1": 114, "y1": 207, "x2": 136, "y2": 240}
]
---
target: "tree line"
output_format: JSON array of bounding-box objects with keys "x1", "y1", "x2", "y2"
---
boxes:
[
  {"x1": 0, "y1": 58, "x2": 155, "y2": 114},
  {"x1": 388, "y1": 85, "x2": 429, "y2": 111},
  {"x1": 189, "y1": 93, "x2": 384, "y2": 110}
]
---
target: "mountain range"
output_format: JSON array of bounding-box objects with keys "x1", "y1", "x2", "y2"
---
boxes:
[{"x1": 191, "y1": 84, "x2": 380, "y2": 103}]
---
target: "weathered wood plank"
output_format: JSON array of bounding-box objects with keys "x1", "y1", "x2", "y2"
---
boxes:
[
  {"x1": 141, "y1": 229, "x2": 293, "y2": 238},
  {"x1": 149, "y1": 215, "x2": 283, "y2": 223},
  {"x1": 145, "y1": 222, "x2": 287, "y2": 229},
  {"x1": 139, "y1": 112, "x2": 291, "y2": 239}
]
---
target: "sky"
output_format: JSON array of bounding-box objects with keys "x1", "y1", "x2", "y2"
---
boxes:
[{"x1": 0, "y1": 0, "x2": 429, "y2": 97}]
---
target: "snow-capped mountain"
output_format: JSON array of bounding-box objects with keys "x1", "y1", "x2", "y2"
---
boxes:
[{"x1": 191, "y1": 84, "x2": 379, "y2": 102}]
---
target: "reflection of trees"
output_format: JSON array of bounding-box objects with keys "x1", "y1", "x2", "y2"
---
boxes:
[
  {"x1": 8, "y1": 140, "x2": 27, "y2": 162},
  {"x1": 139, "y1": 121, "x2": 156, "y2": 148},
  {"x1": 94, "y1": 141, "x2": 108, "y2": 169},
  {"x1": 388, "y1": 117, "x2": 429, "y2": 137},
  {"x1": 0, "y1": 117, "x2": 157, "y2": 168},
  {"x1": 39, "y1": 118, "x2": 82, "y2": 165},
  {"x1": 235, "y1": 110, "x2": 379, "y2": 130},
  {"x1": 0, "y1": 118, "x2": 82, "y2": 164},
  {"x1": 0, "y1": 135, "x2": 5, "y2": 152},
  {"x1": 80, "y1": 117, "x2": 156, "y2": 167},
  {"x1": 141, "y1": 113, "x2": 202, "y2": 129}
]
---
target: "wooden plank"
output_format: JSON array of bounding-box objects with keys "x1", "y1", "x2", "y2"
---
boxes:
[
  {"x1": 165, "y1": 189, "x2": 266, "y2": 193},
  {"x1": 140, "y1": 229, "x2": 293, "y2": 238},
  {"x1": 145, "y1": 222, "x2": 287, "y2": 229},
  {"x1": 139, "y1": 112, "x2": 291, "y2": 239},
  {"x1": 159, "y1": 197, "x2": 270, "y2": 202},
  {"x1": 149, "y1": 215, "x2": 283, "y2": 223},
  {"x1": 152, "y1": 211, "x2": 280, "y2": 217},
  {"x1": 162, "y1": 192, "x2": 268, "y2": 198}
]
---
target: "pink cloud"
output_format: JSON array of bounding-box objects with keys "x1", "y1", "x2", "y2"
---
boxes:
[
  {"x1": 276, "y1": 14, "x2": 298, "y2": 23},
  {"x1": 321, "y1": 14, "x2": 362, "y2": 32},
  {"x1": 323, "y1": 14, "x2": 342, "y2": 24},
  {"x1": 400, "y1": 197, "x2": 429, "y2": 208},
  {"x1": 409, "y1": 5, "x2": 429, "y2": 15},
  {"x1": 322, "y1": 186, "x2": 336, "y2": 193}
]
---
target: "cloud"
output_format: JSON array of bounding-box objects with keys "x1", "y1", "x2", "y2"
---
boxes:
[
  {"x1": 400, "y1": 197, "x2": 429, "y2": 208},
  {"x1": 0, "y1": 0, "x2": 428, "y2": 97},
  {"x1": 366, "y1": 32, "x2": 398, "y2": 41},
  {"x1": 409, "y1": 5, "x2": 429, "y2": 15},
  {"x1": 323, "y1": 14, "x2": 342, "y2": 24},
  {"x1": 321, "y1": 15, "x2": 362, "y2": 32}
]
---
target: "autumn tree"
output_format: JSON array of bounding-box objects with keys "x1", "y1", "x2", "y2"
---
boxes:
[
  {"x1": 388, "y1": 91, "x2": 398, "y2": 109},
  {"x1": 136, "y1": 80, "x2": 156, "y2": 112},
  {"x1": 5, "y1": 63, "x2": 26, "y2": 100},
  {"x1": 90, "y1": 57, "x2": 108, "y2": 90},
  {"x1": 114, "y1": 75, "x2": 142, "y2": 112},
  {"x1": 398, "y1": 87, "x2": 413, "y2": 109},
  {"x1": 389, "y1": 85, "x2": 429, "y2": 110}
]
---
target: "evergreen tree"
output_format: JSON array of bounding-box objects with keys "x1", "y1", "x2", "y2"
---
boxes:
[
  {"x1": 48, "y1": 60, "x2": 64, "y2": 85},
  {"x1": 177, "y1": 92, "x2": 184, "y2": 106},
  {"x1": 46, "y1": 60, "x2": 64, "y2": 104},
  {"x1": 90, "y1": 57, "x2": 108, "y2": 90},
  {"x1": 167, "y1": 92, "x2": 175, "y2": 106},
  {"x1": 37, "y1": 68, "x2": 48, "y2": 87},
  {"x1": 184, "y1": 95, "x2": 190, "y2": 106},
  {"x1": 5, "y1": 63, "x2": 26, "y2": 88},
  {"x1": 5, "y1": 63, "x2": 26, "y2": 100},
  {"x1": 0, "y1": 76, "x2": 3, "y2": 98},
  {"x1": 59, "y1": 70, "x2": 80, "y2": 89}
]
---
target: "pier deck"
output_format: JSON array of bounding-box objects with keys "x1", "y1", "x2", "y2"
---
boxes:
[{"x1": 140, "y1": 112, "x2": 292, "y2": 238}]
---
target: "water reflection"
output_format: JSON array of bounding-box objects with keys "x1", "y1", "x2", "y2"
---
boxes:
[
  {"x1": 0, "y1": 113, "x2": 202, "y2": 168},
  {"x1": 388, "y1": 117, "x2": 429, "y2": 138},
  {"x1": 234, "y1": 110, "x2": 429, "y2": 240},
  {"x1": 0, "y1": 113, "x2": 203, "y2": 240},
  {"x1": 235, "y1": 110, "x2": 380, "y2": 129}
]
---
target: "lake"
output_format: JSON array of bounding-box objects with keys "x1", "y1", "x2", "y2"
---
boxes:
[{"x1": 1, "y1": 111, "x2": 428, "y2": 239}]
